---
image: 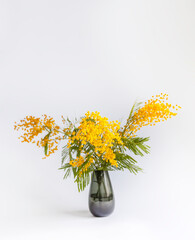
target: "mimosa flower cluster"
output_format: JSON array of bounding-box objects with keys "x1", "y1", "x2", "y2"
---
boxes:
[
  {"x1": 14, "y1": 115, "x2": 63, "y2": 158},
  {"x1": 122, "y1": 94, "x2": 181, "y2": 137},
  {"x1": 68, "y1": 111, "x2": 123, "y2": 172}
]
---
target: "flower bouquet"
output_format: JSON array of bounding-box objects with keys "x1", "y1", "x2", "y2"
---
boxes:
[{"x1": 14, "y1": 94, "x2": 181, "y2": 217}]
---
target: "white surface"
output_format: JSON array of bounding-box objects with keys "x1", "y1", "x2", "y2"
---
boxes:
[{"x1": 0, "y1": 0, "x2": 195, "y2": 239}]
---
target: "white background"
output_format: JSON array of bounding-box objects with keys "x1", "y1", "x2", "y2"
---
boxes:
[{"x1": 0, "y1": 0, "x2": 195, "y2": 239}]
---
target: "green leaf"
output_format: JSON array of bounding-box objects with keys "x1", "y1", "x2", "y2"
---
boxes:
[
  {"x1": 75, "y1": 171, "x2": 91, "y2": 192},
  {"x1": 59, "y1": 163, "x2": 72, "y2": 170},
  {"x1": 122, "y1": 136, "x2": 150, "y2": 156},
  {"x1": 63, "y1": 168, "x2": 71, "y2": 179},
  {"x1": 122, "y1": 101, "x2": 143, "y2": 136},
  {"x1": 43, "y1": 131, "x2": 51, "y2": 155},
  {"x1": 61, "y1": 145, "x2": 69, "y2": 165}
]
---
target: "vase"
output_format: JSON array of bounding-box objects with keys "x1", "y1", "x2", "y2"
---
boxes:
[{"x1": 88, "y1": 170, "x2": 115, "y2": 217}]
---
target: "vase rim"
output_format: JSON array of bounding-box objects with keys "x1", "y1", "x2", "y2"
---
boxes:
[{"x1": 94, "y1": 170, "x2": 108, "y2": 172}]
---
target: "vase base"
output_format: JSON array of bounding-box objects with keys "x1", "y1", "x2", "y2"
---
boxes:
[{"x1": 89, "y1": 199, "x2": 114, "y2": 217}]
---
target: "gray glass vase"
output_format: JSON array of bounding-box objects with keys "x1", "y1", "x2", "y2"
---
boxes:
[{"x1": 88, "y1": 170, "x2": 115, "y2": 217}]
